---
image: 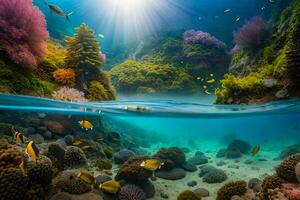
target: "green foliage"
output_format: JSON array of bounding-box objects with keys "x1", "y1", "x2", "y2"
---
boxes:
[
  {"x1": 87, "y1": 80, "x2": 109, "y2": 101},
  {"x1": 110, "y1": 59, "x2": 195, "y2": 93},
  {"x1": 0, "y1": 59, "x2": 54, "y2": 96},
  {"x1": 66, "y1": 23, "x2": 101, "y2": 69},
  {"x1": 231, "y1": 50, "x2": 247, "y2": 65}
]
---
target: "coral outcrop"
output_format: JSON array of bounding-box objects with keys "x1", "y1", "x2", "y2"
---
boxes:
[
  {"x1": 276, "y1": 153, "x2": 300, "y2": 182},
  {"x1": 0, "y1": 139, "x2": 23, "y2": 170},
  {"x1": 53, "y1": 68, "x2": 76, "y2": 86},
  {"x1": 177, "y1": 190, "x2": 201, "y2": 200},
  {"x1": 153, "y1": 147, "x2": 186, "y2": 169},
  {"x1": 216, "y1": 180, "x2": 247, "y2": 200},
  {"x1": 261, "y1": 175, "x2": 283, "y2": 199},
  {"x1": 27, "y1": 155, "x2": 53, "y2": 186},
  {"x1": 64, "y1": 146, "x2": 87, "y2": 168}
]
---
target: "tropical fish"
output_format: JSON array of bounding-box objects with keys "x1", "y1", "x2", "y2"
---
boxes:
[
  {"x1": 141, "y1": 159, "x2": 164, "y2": 171},
  {"x1": 236, "y1": 16, "x2": 241, "y2": 22},
  {"x1": 19, "y1": 159, "x2": 27, "y2": 174},
  {"x1": 252, "y1": 145, "x2": 260, "y2": 156},
  {"x1": 99, "y1": 180, "x2": 121, "y2": 194},
  {"x1": 25, "y1": 141, "x2": 39, "y2": 162},
  {"x1": 12, "y1": 128, "x2": 27, "y2": 144},
  {"x1": 224, "y1": 8, "x2": 231, "y2": 13},
  {"x1": 73, "y1": 138, "x2": 84, "y2": 146},
  {"x1": 47, "y1": 3, "x2": 73, "y2": 21},
  {"x1": 98, "y1": 34, "x2": 105, "y2": 38},
  {"x1": 78, "y1": 171, "x2": 95, "y2": 185},
  {"x1": 79, "y1": 120, "x2": 93, "y2": 130},
  {"x1": 207, "y1": 79, "x2": 215, "y2": 84}
]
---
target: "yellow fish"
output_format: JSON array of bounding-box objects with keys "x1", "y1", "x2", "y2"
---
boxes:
[
  {"x1": 25, "y1": 141, "x2": 39, "y2": 162},
  {"x1": 78, "y1": 171, "x2": 95, "y2": 185},
  {"x1": 252, "y1": 145, "x2": 260, "y2": 156},
  {"x1": 98, "y1": 34, "x2": 105, "y2": 38},
  {"x1": 73, "y1": 138, "x2": 84, "y2": 146},
  {"x1": 236, "y1": 16, "x2": 241, "y2": 22},
  {"x1": 224, "y1": 8, "x2": 231, "y2": 13},
  {"x1": 99, "y1": 180, "x2": 121, "y2": 194},
  {"x1": 19, "y1": 159, "x2": 27, "y2": 174},
  {"x1": 13, "y1": 129, "x2": 27, "y2": 144},
  {"x1": 82, "y1": 145, "x2": 91, "y2": 150},
  {"x1": 207, "y1": 79, "x2": 215, "y2": 84},
  {"x1": 79, "y1": 120, "x2": 93, "y2": 130},
  {"x1": 141, "y1": 159, "x2": 164, "y2": 171}
]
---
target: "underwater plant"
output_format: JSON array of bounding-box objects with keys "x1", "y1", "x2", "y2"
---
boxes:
[
  {"x1": 0, "y1": 0, "x2": 49, "y2": 69},
  {"x1": 233, "y1": 16, "x2": 267, "y2": 51},
  {"x1": 183, "y1": 30, "x2": 226, "y2": 48},
  {"x1": 53, "y1": 68, "x2": 76, "y2": 86},
  {"x1": 52, "y1": 87, "x2": 88, "y2": 102},
  {"x1": 87, "y1": 80, "x2": 109, "y2": 101}
]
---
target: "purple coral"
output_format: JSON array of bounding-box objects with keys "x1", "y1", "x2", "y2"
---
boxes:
[
  {"x1": 183, "y1": 30, "x2": 226, "y2": 48},
  {"x1": 233, "y1": 16, "x2": 266, "y2": 50},
  {"x1": 118, "y1": 184, "x2": 146, "y2": 200},
  {"x1": 52, "y1": 87, "x2": 88, "y2": 102},
  {"x1": 0, "y1": 0, "x2": 49, "y2": 69}
]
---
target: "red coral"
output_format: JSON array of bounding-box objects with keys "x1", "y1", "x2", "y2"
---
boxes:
[
  {"x1": 233, "y1": 16, "x2": 266, "y2": 50},
  {"x1": 0, "y1": 0, "x2": 49, "y2": 69}
]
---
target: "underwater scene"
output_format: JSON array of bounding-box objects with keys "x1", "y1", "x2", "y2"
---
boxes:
[{"x1": 1, "y1": 0, "x2": 300, "y2": 199}]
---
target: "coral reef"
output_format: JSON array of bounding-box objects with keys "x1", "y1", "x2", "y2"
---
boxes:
[
  {"x1": 87, "y1": 80, "x2": 109, "y2": 101},
  {"x1": 114, "y1": 149, "x2": 136, "y2": 164},
  {"x1": 202, "y1": 169, "x2": 227, "y2": 183},
  {"x1": 177, "y1": 190, "x2": 202, "y2": 200},
  {"x1": 52, "y1": 87, "x2": 88, "y2": 102},
  {"x1": 0, "y1": 139, "x2": 23, "y2": 170},
  {"x1": 27, "y1": 155, "x2": 53, "y2": 186},
  {"x1": 95, "y1": 158, "x2": 112, "y2": 170},
  {"x1": 24, "y1": 184, "x2": 45, "y2": 200},
  {"x1": 48, "y1": 142, "x2": 66, "y2": 167},
  {"x1": 118, "y1": 184, "x2": 146, "y2": 200},
  {"x1": 188, "y1": 152, "x2": 208, "y2": 165},
  {"x1": 64, "y1": 146, "x2": 87, "y2": 168},
  {"x1": 155, "y1": 168, "x2": 186, "y2": 180},
  {"x1": 115, "y1": 156, "x2": 152, "y2": 183},
  {"x1": 216, "y1": 180, "x2": 247, "y2": 200},
  {"x1": 183, "y1": 30, "x2": 226, "y2": 48},
  {"x1": 276, "y1": 153, "x2": 300, "y2": 182},
  {"x1": 0, "y1": 0, "x2": 49, "y2": 69},
  {"x1": 153, "y1": 147, "x2": 186, "y2": 169},
  {"x1": 0, "y1": 167, "x2": 29, "y2": 200},
  {"x1": 53, "y1": 68, "x2": 76, "y2": 86},
  {"x1": 261, "y1": 175, "x2": 283, "y2": 199}
]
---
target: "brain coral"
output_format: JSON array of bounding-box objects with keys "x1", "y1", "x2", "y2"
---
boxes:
[
  {"x1": 216, "y1": 180, "x2": 247, "y2": 200},
  {"x1": 202, "y1": 169, "x2": 227, "y2": 183},
  {"x1": 64, "y1": 146, "x2": 87, "y2": 168},
  {"x1": 0, "y1": 167, "x2": 29, "y2": 200},
  {"x1": 54, "y1": 170, "x2": 91, "y2": 194},
  {"x1": 27, "y1": 155, "x2": 53, "y2": 186},
  {"x1": 177, "y1": 190, "x2": 202, "y2": 200},
  {"x1": 261, "y1": 175, "x2": 283, "y2": 199},
  {"x1": 0, "y1": 139, "x2": 23, "y2": 171},
  {"x1": 276, "y1": 153, "x2": 300, "y2": 182},
  {"x1": 118, "y1": 184, "x2": 147, "y2": 200},
  {"x1": 115, "y1": 156, "x2": 152, "y2": 183},
  {"x1": 153, "y1": 147, "x2": 186, "y2": 168},
  {"x1": 24, "y1": 183, "x2": 45, "y2": 200}
]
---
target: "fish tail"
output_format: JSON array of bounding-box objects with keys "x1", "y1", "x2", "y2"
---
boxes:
[{"x1": 66, "y1": 11, "x2": 74, "y2": 21}]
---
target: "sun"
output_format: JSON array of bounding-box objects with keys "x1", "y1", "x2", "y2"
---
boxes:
[{"x1": 112, "y1": 0, "x2": 144, "y2": 8}]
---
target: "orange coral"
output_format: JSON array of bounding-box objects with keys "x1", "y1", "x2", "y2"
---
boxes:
[{"x1": 53, "y1": 68, "x2": 75, "y2": 85}]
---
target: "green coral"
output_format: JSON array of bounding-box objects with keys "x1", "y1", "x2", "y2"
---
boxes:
[
  {"x1": 110, "y1": 59, "x2": 195, "y2": 93},
  {"x1": 87, "y1": 80, "x2": 109, "y2": 101},
  {"x1": 177, "y1": 190, "x2": 201, "y2": 200},
  {"x1": 216, "y1": 180, "x2": 247, "y2": 200}
]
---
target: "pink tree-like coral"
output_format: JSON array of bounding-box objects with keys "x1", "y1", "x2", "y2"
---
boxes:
[
  {"x1": 0, "y1": 0, "x2": 49, "y2": 69},
  {"x1": 233, "y1": 16, "x2": 266, "y2": 50}
]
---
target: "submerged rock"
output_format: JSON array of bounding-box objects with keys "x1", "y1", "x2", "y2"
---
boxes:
[
  {"x1": 155, "y1": 168, "x2": 186, "y2": 180},
  {"x1": 114, "y1": 149, "x2": 135, "y2": 164},
  {"x1": 188, "y1": 152, "x2": 208, "y2": 165},
  {"x1": 194, "y1": 188, "x2": 210, "y2": 197},
  {"x1": 181, "y1": 162, "x2": 197, "y2": 172}
]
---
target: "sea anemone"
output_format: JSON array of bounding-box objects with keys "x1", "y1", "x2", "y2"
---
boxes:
[{"x1": 118, "y1": 184, "x2": 146, "y2": 200}]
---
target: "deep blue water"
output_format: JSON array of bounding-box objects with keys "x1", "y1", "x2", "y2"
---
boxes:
[{"x1": 1, "y1": 94, "x2": 299, "y2": 150}]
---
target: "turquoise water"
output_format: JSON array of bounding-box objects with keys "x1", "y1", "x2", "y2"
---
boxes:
[{"x1": 1, "y1": 94, "x2": 299, "y2": 150}]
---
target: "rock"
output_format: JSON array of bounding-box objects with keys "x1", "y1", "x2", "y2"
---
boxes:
[
  {"x1": 248, "y1": 178, "x2": 262, "y2": 192},
  {"x1": 50, "y1": 192, "x2": 72, "y2": 200},
  {"x1": 276, "y1": 89, "x2": 289, "y2": 99},
  {"x1": 277, "y1": 143, "x2": 300, "y2": 159},
  {"x1": 229, "y1": 56, "x2": 259, "y2": 77},
  {"x1": 140, "y1": 180, "x2": 155, "y2": 198},
  {"x1": 153, "y1": 147, "x2": 186, "y2": 169},
  {"x1": 216, "y1": 161, "x2": 227, "y2": 166},
  {"x1": 228, "y1": 164, "x2": 239, "y2": 169},
  {"x1": 27, "y1": 134, "x2": 44, "y2": 144},
  {"x1": 231, "y1": 195, "x2": 243, "y2": 200},
  {"x1": 187, "y1": 180, "x2": 197, "y2": 187},
  {"x1": 194, "y1": 188, "x2": 209, "y2": 197},
  {"x1": 227, "y1": 139, "x2": 251, "y2": 154},
  {"x1": 37, "y1": 126, "x2": 47, "y2": 134},
  {"x1": 26, "y1": 117, "x2": 41, "y2": 127},
  {"x1": 95, "y1": 175, "x2": 112, "y2": 186},
  {"x1": 216, "y1": 149, "x2": 227, "y2": 158},
  {"x1": 244, "y1": 160, "x2": 253, "y2": 164},
  {"x1": 295, "y1": 162, "x2": 300, "y2": 183},
  {"x1": 114, "y1": 149, "x2": 135, "y2": 164},
  {"x1": 181, "y1": 162, "x2": 197, "y2": 172},
  {"x1": 160, "y1": 192, "x2": 169, "y2": 199},
  {"x1": 64, "y1": 135, "x2": 74, "y2": 145},
  {"x1": 202, "y1": 168, "x2": 227, "y2": 183},
  {"x1": 264, "y1": 79, "x2": 277, "y2": 88},
  {"x1": 42, "y1": 131, "x2": 52, "y2": 139},
  {"x1": 56, "y1": 139, "x2": 67, "y2": 149},
  {"x1": 155, "y1": 168, "x2": 186, "y2": 180},
  {"x1": 27, "y1": 127, "x2": 36, "y2": 135},
  {"x1": 188, "y1": 152, "x2": 208, "y2": 165},
  {"x1": 72, "y1": 192, "x2": 104, "y2": 200}
]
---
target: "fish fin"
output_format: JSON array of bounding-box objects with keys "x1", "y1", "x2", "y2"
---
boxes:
[
  {"x1": 140, "y1": 161, "x2": 145, "y2": 167},
  {"x1": 66, "y1": 12, "x2": 73, "y2": 22}
]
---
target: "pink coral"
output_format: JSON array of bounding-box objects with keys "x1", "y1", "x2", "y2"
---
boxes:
[
  {"x1": 233, "y1": 16, "x2": 266, "y2": 50},
  {"x1": 52, "y1": 87, "x2": 88, "y2": 102},
  {"x1": 0, "y1": 0, "x2": 49, "y2": 69},
  {"x1": 183, "y1": 30, "x2": 226, "y2": 48}
]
